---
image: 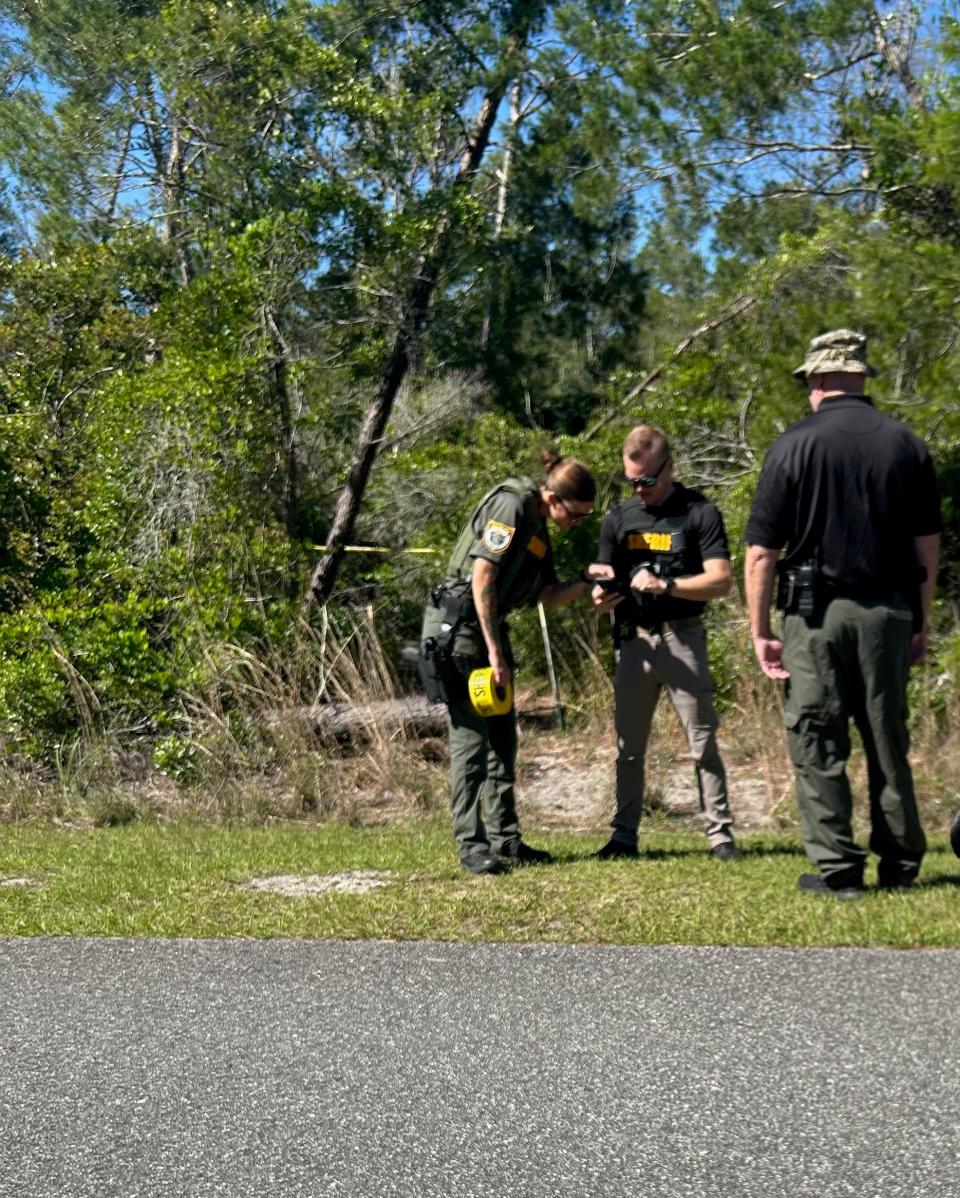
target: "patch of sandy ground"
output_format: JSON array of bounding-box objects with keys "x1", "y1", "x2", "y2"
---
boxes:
[
  {"x1": 240, "y1": 871, "x2": 396, "y2": 897},
  {"x1": 515, "y1": 725, "x2": 787, "y2": 834},
  {"x1": 240, "y1": 729, "x2": 782, "y2": 895}
]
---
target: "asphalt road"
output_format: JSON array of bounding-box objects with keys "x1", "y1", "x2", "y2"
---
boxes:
[{"x1": 1, "y1": 938, "x2": 958, "y2": 1197}]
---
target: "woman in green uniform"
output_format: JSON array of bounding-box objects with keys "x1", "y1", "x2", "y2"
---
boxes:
[{"x1": 421, "y1": 451, "x2": 608, "y2": 874}]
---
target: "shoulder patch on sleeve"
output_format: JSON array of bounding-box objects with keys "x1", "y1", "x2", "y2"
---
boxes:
[{"x1": 483, "y1": 520, "x2": 515, "y2": 554}]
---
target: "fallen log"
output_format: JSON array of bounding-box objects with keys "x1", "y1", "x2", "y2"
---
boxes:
[
  {"x1": 275, "y1": 696, "x2": 448, "y2": 743},
  {"x1": 269, "y1": 692, "x2": 560, "y2": 746}
]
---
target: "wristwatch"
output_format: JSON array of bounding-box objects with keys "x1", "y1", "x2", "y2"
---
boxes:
[{"x1": 663, "y1": 578, "x2": 674, "y2": 595}]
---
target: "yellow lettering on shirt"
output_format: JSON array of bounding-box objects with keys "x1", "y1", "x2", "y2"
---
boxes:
[
  {"x1": 627, "y1": 532, "x2": 673, "y2": 552},
  {"x1": 526, "y1": 535, "x2": 547, "y2": 559}
]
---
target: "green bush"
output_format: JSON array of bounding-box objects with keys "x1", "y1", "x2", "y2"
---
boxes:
[{"x1": 0, "y1": 591, "x2": 177, "y2": 753}]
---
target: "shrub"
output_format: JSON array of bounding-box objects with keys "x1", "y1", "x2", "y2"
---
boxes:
[{"x1": 0, "y1": 591, "x2": 177, "y2": 754}]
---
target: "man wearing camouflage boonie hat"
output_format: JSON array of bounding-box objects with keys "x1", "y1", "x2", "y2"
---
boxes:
[
  {"x1": 790, "y1": 328, "x2": 878, "y2": 380},
  {"x1": 744, "y1": 329, "x2": 941, "y2": 898}
]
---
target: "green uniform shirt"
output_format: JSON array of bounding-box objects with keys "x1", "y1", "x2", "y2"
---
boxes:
[
  {"x1": 424, "y1": 477, "x2": 558, "y2": 659},
  {"x1": 449, "y1": 477, "x2": 558, "y2": 613}
]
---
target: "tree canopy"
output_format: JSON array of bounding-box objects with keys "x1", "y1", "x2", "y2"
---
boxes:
[{"x1": 0, "y1": 0, "x2": 957, "y2": 753}]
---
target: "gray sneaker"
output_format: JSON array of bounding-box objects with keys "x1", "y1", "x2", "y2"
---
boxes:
[{"x1": 798, "y1": 872, "x2": 864, "y2": 901}]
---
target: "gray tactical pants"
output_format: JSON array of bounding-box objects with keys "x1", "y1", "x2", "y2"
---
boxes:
[
  {"x1": 612, "y1": 620, "x2": 734, "y2": 848},
  {"x1": 781, "y1": 597, "x2": 926, "y2": 886}
]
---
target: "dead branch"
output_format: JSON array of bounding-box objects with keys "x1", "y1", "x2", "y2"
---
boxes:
[
  {"x1": 583, "y1": 294, "x2": 759, "y2": 441},
  {"x1": 871, "y1": 5, "x2": 925, "y2": 111}
]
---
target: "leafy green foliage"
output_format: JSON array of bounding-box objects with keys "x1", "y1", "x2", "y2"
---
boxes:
[
  {"x1": 0, "y1": 589, "x2": 176, "y2": 752},
  {"x1": 0, "y1": 0, "x2": 957, "y2": 765}
]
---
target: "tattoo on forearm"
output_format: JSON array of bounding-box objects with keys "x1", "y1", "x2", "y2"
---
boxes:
[{"x1": 478, "y1": 580, "x2": 500, "y2": 651}]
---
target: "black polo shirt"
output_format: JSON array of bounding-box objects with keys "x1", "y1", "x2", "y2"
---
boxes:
[
  {"x1": 598, "y1": 483, "x2": 730, "y2": 625},
  {"x1": 745, "y1": 395, "x2": 941, "y2": 590}
]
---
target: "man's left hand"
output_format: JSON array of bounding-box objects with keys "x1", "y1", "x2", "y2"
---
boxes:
[{"x1": 754, "y1": 636, "x2": 790, "y2": 680}]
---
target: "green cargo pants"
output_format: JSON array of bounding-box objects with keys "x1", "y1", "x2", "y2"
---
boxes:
[
  {"x1": 781, "y1": 596, "x2": 926, "y2": 886},
  {"x1": 422, "y1": 592, "x2": 521, "y2": 860},
  {"x1": 447, "y1": 688, "x2": 519, "y2": 859}
]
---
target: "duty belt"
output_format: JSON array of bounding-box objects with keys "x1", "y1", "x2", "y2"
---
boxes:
[
  {"x1": 822, "y1": 582, "x2": 903, "y2": 604},
  {"x1": 621, "y1": 615, "x2": 702, "y2": 640}
]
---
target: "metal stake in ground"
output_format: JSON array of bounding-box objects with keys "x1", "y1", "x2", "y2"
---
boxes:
[{"x1": 538, "y1": 601, "x2": 563, "y2": 731}]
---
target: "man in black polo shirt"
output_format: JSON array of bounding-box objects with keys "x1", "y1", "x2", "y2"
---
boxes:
[
  {"x1": 591, "y1": 424, "x2": 740, "y2": 860},
  {"x1": 745, "y1": 329, "x2": 941, "y2": 897}
]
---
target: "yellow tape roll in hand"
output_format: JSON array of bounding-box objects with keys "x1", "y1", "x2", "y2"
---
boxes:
[{"x1": 468, "y1": 667, "x2": 513, "y2": 717}]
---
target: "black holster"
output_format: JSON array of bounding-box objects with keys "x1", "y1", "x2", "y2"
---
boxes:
[
  {"x1": 776, "y1": 560, "x2": 820, "y2": 617},
  {"x1": 627, "y1": 560, "x2": 671, "y2": 626},
  {"x1": 418, "y1": 635, "x2": 450, "y2": 704},
  {"x1": 433, "y1": 579, "x2": 477, "y2": 630},
  {"x1": 418, "y1": 580, "x2": 479, "y2": 705}
]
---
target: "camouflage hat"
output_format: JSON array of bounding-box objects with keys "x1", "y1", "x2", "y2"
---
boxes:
[{"x1": 792, "y1": 328, "x2": 877, "y2": 379}]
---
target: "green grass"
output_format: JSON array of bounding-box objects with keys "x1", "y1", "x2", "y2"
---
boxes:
[{"x1": 1, "y1": 820, "x2": 959, "y2": 947}]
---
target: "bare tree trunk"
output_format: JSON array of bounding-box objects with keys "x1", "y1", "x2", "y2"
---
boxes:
[
  {"x1": 480, "y1": 75, "x2": 522, "y2": 351},
  {"x1": 304, "y1": 13, "x2": 539, "y2": 610},
  {"x1": 264, "y1": 310, "x2": 303, "y2": 543},
  {"x1": 101, "y1": 123, "x2": 132, "y2": 237},
  {"x1": 163, "y1": 116, "x2": 192, "y2": 287},
  {"x1": 871, "y1": 5, "x2": 925, "y2": 112},
  {"x1": 143, "y1": 81, "x2": 194, "y2": 287},
  {"x1": 145, "y1": 88, "x2": 193, "y2": 288},
  {"x1": 302, "y1": 233, "x2": 456, "y2": 609}
]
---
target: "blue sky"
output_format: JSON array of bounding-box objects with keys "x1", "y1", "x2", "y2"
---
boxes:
[{"x1": 2, "y1": 1, "x2": 958, "y2": 255}]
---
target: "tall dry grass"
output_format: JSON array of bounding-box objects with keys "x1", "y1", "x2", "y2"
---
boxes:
[
  {"x1": 159, "y1": 606, "x2": 449, "y2": 823},
  {"x1": 2, "y1": 596, "x2": 957, "y2": 833},
  {"x1": 1, "y1": 607, "x2": 449, "y2": 826},
  {"x1": 541, "y1": 598, "x2": 960, "y2": 833}
]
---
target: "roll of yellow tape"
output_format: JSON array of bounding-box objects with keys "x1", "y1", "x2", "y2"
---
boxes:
[{"x1": 468, "y1": 667, "x2": 513, "y2": 717}]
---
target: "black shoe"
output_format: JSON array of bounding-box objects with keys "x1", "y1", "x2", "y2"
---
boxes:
[
  {"x1": 593, "y1": 838, "x2": 638, "y2": 860},
  {"x1": 951, "y1": 809, "x2": 960, "y2": 859},
  {"x1": 877, "y1": 874, "x2": 914, "y2": 891},
  {"x1": 877, "y1": 861, "x2": 917, "y2": 890},
  {"x1": 496, "y1": 840, "x2": 553, "y2": 866},
  {"x1": 798, "y1": 872, "x2": 864, "y2": 900},
  {"x1": 460, "y1": 849, "x2": 500, "y2": 875},
  {"x1": 711, "y1": 840, "x2": 742, "y2": 861}
]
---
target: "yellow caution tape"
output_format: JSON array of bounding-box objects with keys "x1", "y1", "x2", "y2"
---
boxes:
[
  {"x1": 468, "y1": 667, "x2": 513, "y2": 718},
  {"x1": 311, "y1": 544, "x2": 440, "y2": 555}
]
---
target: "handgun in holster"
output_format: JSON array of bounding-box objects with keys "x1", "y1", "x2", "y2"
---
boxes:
[
  {"x1": 419, "y1": 580, "x2": 478, "y2": 704},
  {"x1": 432, "y1": 578, "x2": 477, "y2": 633},
  {"x1": 776, "y1": 560, "x2": 819, "y2": 617}
]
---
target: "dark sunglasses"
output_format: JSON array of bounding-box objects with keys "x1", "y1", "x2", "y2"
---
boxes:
[
  {"x1": 623, "y1": 457, "x2": 669, "y2": 488},
  {"x1": 557, "y1": 495, "x2": 592, "y2": 525}
]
